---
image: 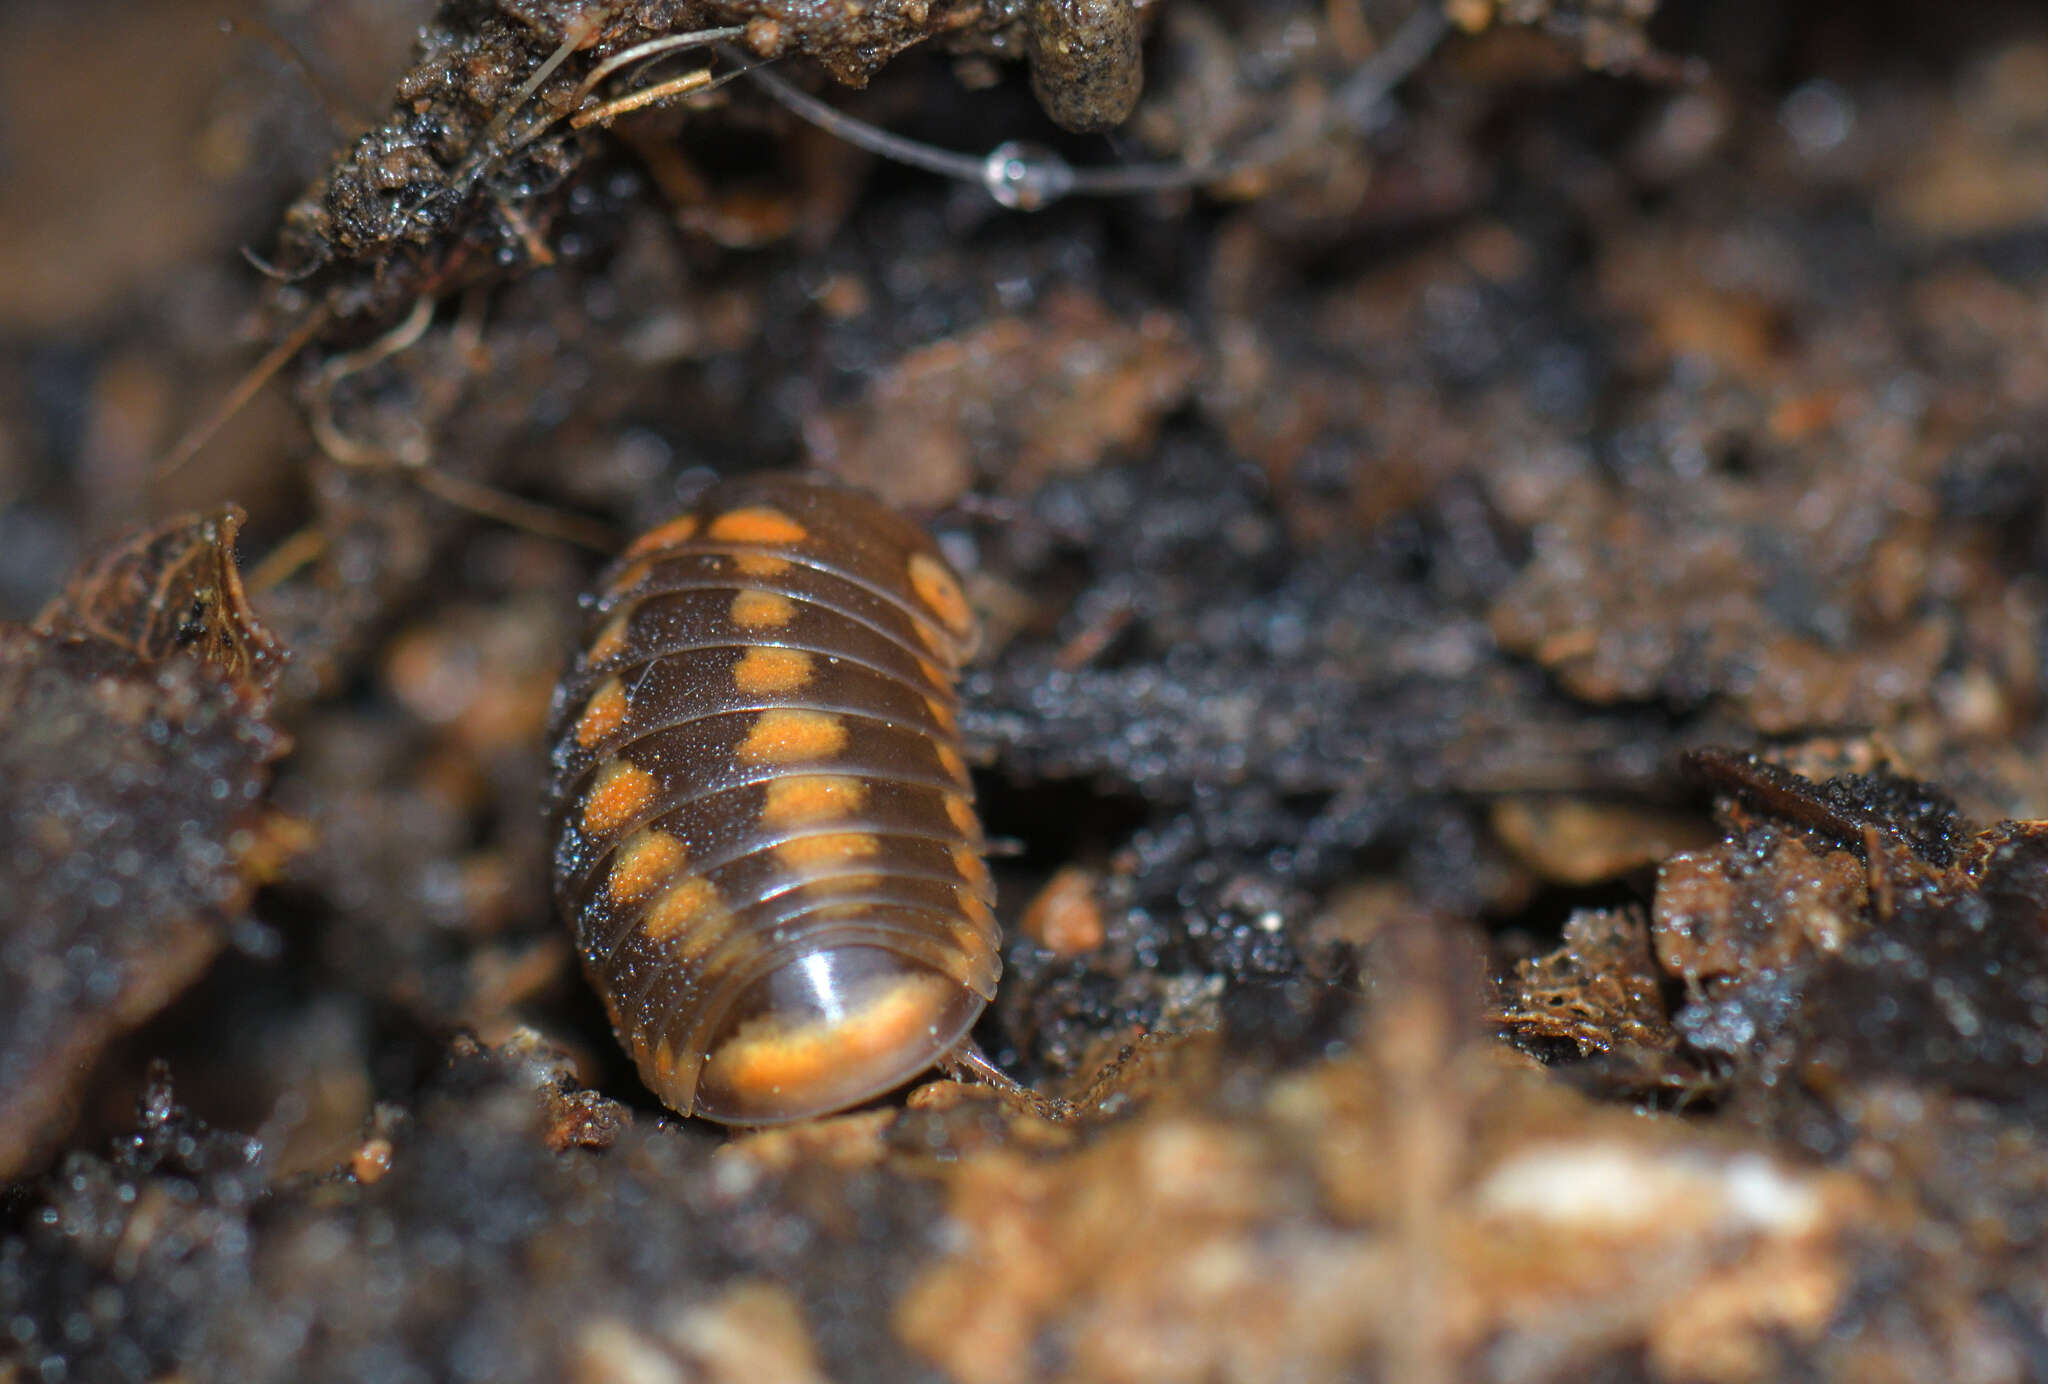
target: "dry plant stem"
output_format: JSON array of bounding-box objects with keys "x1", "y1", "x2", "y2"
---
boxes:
[
  {"x1": 1864, "y1": 825, "x2": 1897, "y2": 921},
  {"x1": 488, "y1": 27, "x2": 744, "y2": 162},
  {"x1": 315, "y1": 296, "x2": 436, "y2": 385},
  {"x1": 244, "y1": 525, "x2": 329, "y2": 596},
  {"x1": 1379, "y1": 935, "x2": 1459, "y2": 1384},
  {"x1": 571, "y1": 69, "x2": 714, "y2": 128},
  {"x1": 571, "y1": 28, "x2": 745, "y2": 103},
  {"x1": 305, "y1": 293, "x2": 616, "y2": 551},
  {"x1": 473, "y1": 8, "x2": 615, "y2": 152},
  {"x1": 153, "y1": 309, "x2": 331, "y2": 483},
  {"x1": 306, "y1": 296, "x2": 439, "y2": 468},
  {"x1": 409, "y1": 468, "x2": 618, "y2": 552}
]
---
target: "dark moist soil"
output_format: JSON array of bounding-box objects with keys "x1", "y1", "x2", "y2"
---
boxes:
[{"x1": 8, "y1": 0, "x2": 2048, "y2": 1380}]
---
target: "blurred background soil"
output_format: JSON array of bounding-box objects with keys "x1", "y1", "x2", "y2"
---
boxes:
[{"x1": 7, "y1": 0, "x2": 2048, "y2": 1380}]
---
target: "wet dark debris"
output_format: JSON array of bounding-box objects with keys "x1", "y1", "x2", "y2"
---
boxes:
[
  {"x1": 2, "y1": 1047, "x2": 943, "y2": 1384},
  {"x1": 0, "y1": 512, "x2": 292, "y2": 1181}
]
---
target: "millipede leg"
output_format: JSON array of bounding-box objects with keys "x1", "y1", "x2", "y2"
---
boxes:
[{"x1": 942, "y1": 1042, "x2": 1077, "y2": 1123}]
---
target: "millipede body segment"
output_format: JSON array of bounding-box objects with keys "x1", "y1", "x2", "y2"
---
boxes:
[{"x1": 546, "y1": 474, "x2": 998, "y2": 1123}]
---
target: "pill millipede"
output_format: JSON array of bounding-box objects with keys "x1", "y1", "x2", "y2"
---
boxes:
[{"x1": 546, "y1": 472, "x2": 1008, "y2": 1123}]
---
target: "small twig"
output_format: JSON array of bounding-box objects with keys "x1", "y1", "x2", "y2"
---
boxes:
[
  {"x1": 240, "y1": 244, "x2": 321, "y2": 283},
  {"x1": 314, "y1": 296, "x2": 436, "y2": 387},
  {"x1": 570, "y1": 27, "x2": 745, "y2": 107},
  {"x1": 484, "y1": 26, "x2": 745, "y2": 167},
  {"x1": 411, "y1": 467, "x2": 620, "y2": 552},
  {"x1": 571, "y1": 68, "x2": 716, "y2": 129},
  {"x1": 244, "y1": 524, "x2": 329, "y2": 596},
  {"x1": 473, "y1": 8, "x2": 615, "y2": 153}
]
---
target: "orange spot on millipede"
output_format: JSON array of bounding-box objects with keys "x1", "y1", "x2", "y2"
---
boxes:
[
  {"x1": 776, "y1": 832, "x2": 880, "y2": 869},
  {"x1": 703, "y1": 969, "x2": 954, "y2": 1105},
  {"x1": 583, "y1": 760, "x2": 659, "y2": 835},
  {"x1": 732, "y1": 646, "x2": 813, "y2": 694},
  {"x1": 575, "y1": 678, "x2": 629, "y2": 748},
  {"x1": 736, "y1": 709, "x2": 848, "y2": 765},
  {"x1": 608, "y1": 829, "x2": 686, "y2": 905},
  {"x1": 908, "y1": 552, "x2": 974, "y2": 640},
  {"x1": 620, "y1": 513, "x2": 698, "y2": 560},
  {"x1": 587, "y1": 612, "x2": 633, "y2": 665},
  {"x1": 644, "y1": 874, "x2": 730, "y2": 948},
  {"x1": 761, "y1": 774, "x2": 868, "y2": 827},
  {"x1": 735, "y1": 552, "x2": 792, "y2": 577},
  {"x1": 957, "y1": 888, "x2": 997, "y2": 930},
  {"x1": 730, "y1": 589, "x2": 797, "y2": 630},
  {"x1": 708, "y1": 507, "x2": 808, "y2": 545},
  {"x1": 951, "y1": 843, "x2": 991, "y2": 893},
  {"x1": 942, "y1": 793, "x2": 978, "y2": 836},
  {"x1": 606, "y1": 557, "x2": 656, "y2": 597}
]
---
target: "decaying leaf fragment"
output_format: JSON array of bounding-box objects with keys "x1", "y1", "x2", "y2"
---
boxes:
[
  {"x1": 0, "y1": 509, "x2": 295, "y2": 1179},
  {"x1": 34, "y1": 504, "x2": 284, "y2": 684}
]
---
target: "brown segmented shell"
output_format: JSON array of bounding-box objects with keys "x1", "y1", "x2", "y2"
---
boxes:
[{"x1": 546, "y1": 474, "x2": 998, "y2": 1123}]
